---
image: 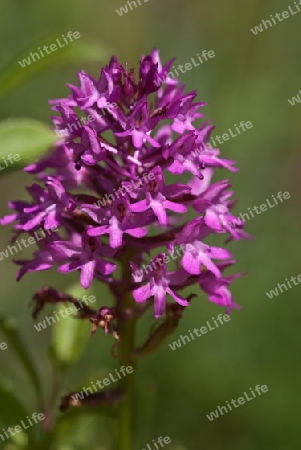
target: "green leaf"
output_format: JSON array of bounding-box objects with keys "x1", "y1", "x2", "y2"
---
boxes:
[
  {"x1": 0, "y1": 379, "x2": 36, "y2": 446},
  {"x1": 0, "y1": 317, "x2": 42, "y2": 401},
  {"x1": 54, "y1": 407, "x2": 116, "y2": 450},
  {"x1": 0, "y1": 35, "x2": 111, "y2": 101},
  {"x1": 0, "y1": 119, "x2": 57, "y2": 172},
  {"x1": 58, "y1": 404, "x2": 116, "y2": 424},
  {"x1": 34, "y1": 430, "x2": 56, "y2": 450},
  {"x1": 50, "y1": 283, "x2": 93, "y2": 369}
]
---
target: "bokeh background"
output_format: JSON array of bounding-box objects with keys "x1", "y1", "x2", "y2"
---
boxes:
[{"x1": 0, "y1": 0, "x2": 300, "y2": 449}]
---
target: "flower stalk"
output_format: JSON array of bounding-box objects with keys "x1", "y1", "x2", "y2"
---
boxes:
[{"x1": 116, "y1": 251, "x2": 136, "y2": 450}]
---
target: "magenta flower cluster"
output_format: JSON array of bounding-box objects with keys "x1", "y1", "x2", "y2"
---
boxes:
[{"x1": 1, "y1": 49, "x2": 249, "y2": 319}]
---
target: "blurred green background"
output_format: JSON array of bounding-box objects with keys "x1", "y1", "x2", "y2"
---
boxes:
[{"x1": 0, "y1": 0, "x2": 300, "y2": 449}]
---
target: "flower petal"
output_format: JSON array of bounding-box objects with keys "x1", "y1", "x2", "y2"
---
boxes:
[
  {"x1": 80, "y1": 260, "x2": 96, "y2": 289},
  {"x1": 166, "y1": 287, "x2": 189, "y2": 307},
  {"x1": 133, "y1": 283, "x2": 151, "y2": 303},
  {"x1": 153, "y1": 285, "x2": 166, "y2": 318},
  {"x1": 151, "y1": 199, "x2": 167, "y2": 225}
]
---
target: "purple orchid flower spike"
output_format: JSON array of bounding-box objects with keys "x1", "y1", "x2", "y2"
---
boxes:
[{"x1": 0, "y1": 48, "x2": 248, "y2": 314}]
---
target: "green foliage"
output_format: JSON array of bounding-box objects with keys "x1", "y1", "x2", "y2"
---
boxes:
[
  {"x1": 0, "y1": 379, "x2": 36, "y2": 447},
  {"x1": 0, "y1": 36, "x2": 110, "y2": 102},
  {"x1": 0, "y1": 317, "x2": 42, "y2": 401},
  {"x1": 50, "y1": 285, "x2": 91, "y2": 369},
  {"x1": 0, "y1": 119, "x2": 58, "y2": 172}
]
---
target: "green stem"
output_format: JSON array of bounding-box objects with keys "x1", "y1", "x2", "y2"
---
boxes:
[{"x1": 116, "y1": 252, "x2": 136, "y2": 450}]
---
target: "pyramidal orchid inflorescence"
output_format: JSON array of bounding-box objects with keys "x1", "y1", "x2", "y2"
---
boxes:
[{"x1": 1, "y1": 50, "x2": 249, "y2": 418}]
